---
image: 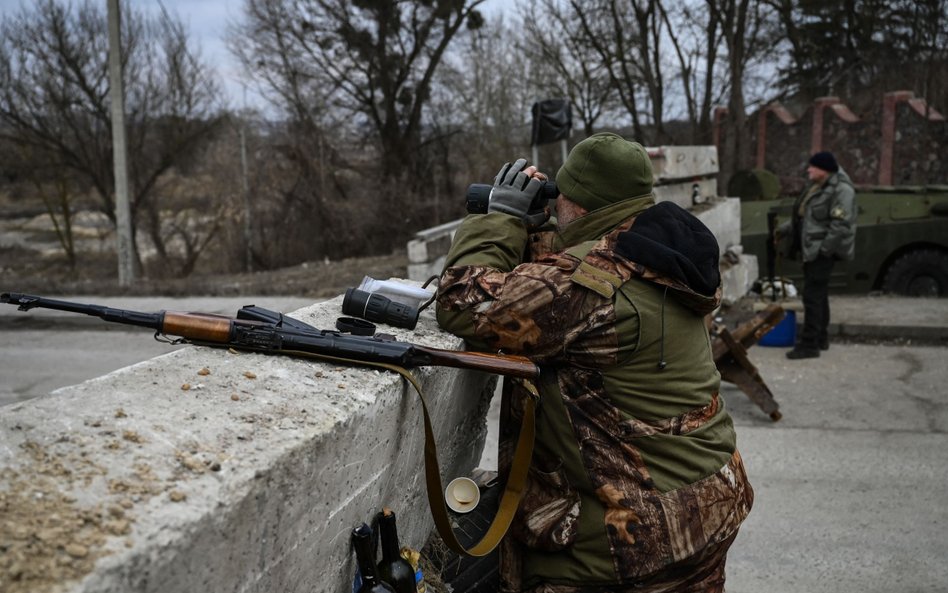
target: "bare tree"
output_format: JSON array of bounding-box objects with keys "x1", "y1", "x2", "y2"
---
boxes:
[
  {"x1": 233, "y1": 0, "x2": 485, "y2": 187},
  {"x1": 2, "y1": 139, "x2": 87, "y2": 268},
  {"x1": 226, "y1": 0, "x2": 489, "y2": 258},
  {"x1": 706, "y1": 0, "x2": 770, "y2": 181},
  {"x1": 431, "y1": 14, "x2": 540, "y2": 182},
  {"x1": 0, "y1": 0, "x2": 223, "y2": 272},
  {"x1": 517, "y1": 0, "x2": 619, "y2": 137},
  {"x1": 658, "y1": 1, "x2": 725, "y2": 143},
  {"x1": 767, "y1": 0, "x2": 948, "y2": 111},
  {"x1": 33, "y1": 177, "x2": 79, "y2": 268},
  {"x1": 567, "y1": 0, "x2": 670, "y2": 144}
]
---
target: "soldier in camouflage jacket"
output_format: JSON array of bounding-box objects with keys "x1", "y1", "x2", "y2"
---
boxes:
[{"x1": 436, "y1": 133, "x2": 753, "y2": 593}]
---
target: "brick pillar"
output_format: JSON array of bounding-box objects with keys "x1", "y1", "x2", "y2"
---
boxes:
[
  {"x1": 756, "y1": 102, "x2": 798, "y2": 170},
  {"x1": 879, "y1": 91, "x2": 915, "y2": 186},
  {"x1": 811, "y1": 97, "x2": 840, "y2": 154}
]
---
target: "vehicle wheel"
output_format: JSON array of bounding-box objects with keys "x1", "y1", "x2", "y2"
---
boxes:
[{"x1": 881, "y1": 249, "x2": 948, "y2": 297}]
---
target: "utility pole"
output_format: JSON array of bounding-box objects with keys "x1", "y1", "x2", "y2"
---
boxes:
[
  {"x1": 239, "y1": 84, "x2": 253, "y2": 273},
  {"x1": 240, "y1": 122, "x2": 253, "y2": 272},
  {"x1": 108, "y1": 0, "x2": 135, "y2": 286}
]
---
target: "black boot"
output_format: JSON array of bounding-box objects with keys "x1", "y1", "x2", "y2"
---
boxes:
[{"x1": 787, "y1": 346, "x2": 820, "y2": 360}]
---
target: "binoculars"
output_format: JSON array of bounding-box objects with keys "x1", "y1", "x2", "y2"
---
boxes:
[
  {"x1": 342, "y1": 277, "x2": 435, "y2": 330},
  {"x1": 465, "y1": 181, "x2": 560, "y2": 214},
  {"x1": 343, "y1": 177, "x2": 562, "y2": 330}
]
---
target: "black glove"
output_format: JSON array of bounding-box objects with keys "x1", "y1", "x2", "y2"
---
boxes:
[{"x1": 487, "y1": 158, "x2": 549, "y2": 227}]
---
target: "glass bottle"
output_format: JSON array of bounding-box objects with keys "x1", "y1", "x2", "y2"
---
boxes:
[
  {"x1": 352, "y1": 523, "x2": 395, "y2": 593},
  {"x1": 376, "y1": 509, "x2": 417, "y2": 593}
]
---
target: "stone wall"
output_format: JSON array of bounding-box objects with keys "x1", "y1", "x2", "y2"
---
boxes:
[{"x1": 732, "y1": 91, "x2": 948, "y2": 194}]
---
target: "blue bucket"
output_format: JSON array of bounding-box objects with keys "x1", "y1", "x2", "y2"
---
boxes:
[{"x1": 758, "y1": 310, "x2": 796, "y2": 347}]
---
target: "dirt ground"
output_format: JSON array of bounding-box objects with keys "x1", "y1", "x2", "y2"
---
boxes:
[
  {"x1": 0, "y1": 245, "x2": 413, "y2": 299},
  {"x1": 0, "y1": 197, "x2": 417, "y2": 298}
]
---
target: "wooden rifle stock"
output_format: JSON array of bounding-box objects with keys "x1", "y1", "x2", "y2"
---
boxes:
[{"x1": 408, "y1": 345, "x2": 538, "y2": 380}]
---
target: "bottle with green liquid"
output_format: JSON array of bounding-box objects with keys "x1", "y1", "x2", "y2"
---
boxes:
[{"x1": 376, "y1": 509, "x2": 418, "y2": 593}]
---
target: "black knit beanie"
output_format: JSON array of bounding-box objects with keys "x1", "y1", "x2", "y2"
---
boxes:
[{"x1": 809, "y1": 151, "x2": 839, "y2": 173}]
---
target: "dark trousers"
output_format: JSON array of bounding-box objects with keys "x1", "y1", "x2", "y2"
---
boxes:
[{"x1": 799, "y1": 255, "x2": 834, "y2": 349}]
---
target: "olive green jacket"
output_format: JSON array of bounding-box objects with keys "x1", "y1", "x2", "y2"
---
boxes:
[
  {"x1": 436, "y1": 198, "x2": 753, "y2": 589},
  {"x1": 793, "y1": 169, "x2": 857, "y2": 262}
]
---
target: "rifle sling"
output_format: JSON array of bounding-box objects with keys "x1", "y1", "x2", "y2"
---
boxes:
[{"x1": 216, "y1": 344, "x2": 536, "y2": 558}]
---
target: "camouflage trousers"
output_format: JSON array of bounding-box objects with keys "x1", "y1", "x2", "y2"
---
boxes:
[{"x1": 521, "y1": 531, "x2": 739, "y2": 593}]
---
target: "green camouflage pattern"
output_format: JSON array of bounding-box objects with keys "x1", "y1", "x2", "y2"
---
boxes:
[
  {"x1": 520, "y1": 531, "x2": 738, "y2": 593},
  {"x1": 436, "y1": 201, "x2": 752, "y2": 589}
]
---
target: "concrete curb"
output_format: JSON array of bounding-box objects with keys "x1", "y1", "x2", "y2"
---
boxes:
[{"x1": 748, "y1": 295, "x2": 948, "y2": 344}]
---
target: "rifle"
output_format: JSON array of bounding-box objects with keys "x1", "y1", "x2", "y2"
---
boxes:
[{"x1": 0, "y1": 292, "x2": 538, "y2": 380}]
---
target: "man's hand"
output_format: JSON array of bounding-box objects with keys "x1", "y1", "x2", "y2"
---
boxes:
[{"x1": 488, "y1": 158, "x2": 549, "y2": 227}]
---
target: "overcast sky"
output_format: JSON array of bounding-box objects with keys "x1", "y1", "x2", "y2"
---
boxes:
[{"x1": 0, "y1": 0, "x2": 504, "y2": 111}]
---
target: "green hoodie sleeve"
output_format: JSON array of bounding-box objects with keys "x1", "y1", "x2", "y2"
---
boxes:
[{"x1": 442, "y1": 213, "x2": 529, "y2": 271}]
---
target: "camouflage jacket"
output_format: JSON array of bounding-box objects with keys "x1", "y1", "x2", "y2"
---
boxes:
[{"x1": 436, "y1": 197, "x2": 753, "y2": 590}]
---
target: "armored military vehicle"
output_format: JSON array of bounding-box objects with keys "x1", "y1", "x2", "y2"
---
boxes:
[{"x1": 735, "y1": 170, "x2": 948, "y2": 296}]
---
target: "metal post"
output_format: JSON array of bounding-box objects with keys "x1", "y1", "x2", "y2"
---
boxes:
[
  {"x1": 107, "y1": 0, "x2": 135, "y2": 285},
  {"x1": 239, "y1": 122, "x2": 253, "y2": 272}
]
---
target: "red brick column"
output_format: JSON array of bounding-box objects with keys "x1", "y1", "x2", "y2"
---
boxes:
[
  {"x1": 879, "y1": 91, "x2": 946, "y2": 185},
  {"x1": 811, "y1": 97, "x2": 840, "y2": 154},
  {"x1": 878, "y1": 91, "x2": 913, "y2": 185},
  {"x1": 756, "y1": 102, "x2": 798, "y2": 169},
  {"x1": 756, "y1": 108, "x2": 769, "y2": 169}
]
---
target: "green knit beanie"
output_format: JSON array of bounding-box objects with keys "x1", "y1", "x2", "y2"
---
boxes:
[{"x1": 555, "y1": 133, "x2": 653, "y2": 212}]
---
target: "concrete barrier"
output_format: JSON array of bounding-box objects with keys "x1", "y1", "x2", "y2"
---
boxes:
[
  {"x1": 407, "y1": 146, "x2": 758, "y2": 306},
  {"x1": 0, "y1": 294, "x2": 495, "y2": 593},
  {"x1": 407, "y1": 219, "x2": 463, "y2": 284}
]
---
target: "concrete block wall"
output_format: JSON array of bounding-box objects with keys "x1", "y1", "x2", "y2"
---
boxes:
[
  {"x1": 407, "y1": 219, "x2": 463, "y2": 283},
  {"x1": 408, "y1": 145, "x2": 757, "y2": 305},
  {"x1": 653, "y1": 178, "x2": 718, "y2": 210},
  {"x1": 720, "y1": 254, "x2": 760, "y2": 307},
  {"x1": 0, "y1": 295, "x2": 495, "y2": 593},
  {"x1": 692, "y1": 197, "x2": 741, "y2": 253}
]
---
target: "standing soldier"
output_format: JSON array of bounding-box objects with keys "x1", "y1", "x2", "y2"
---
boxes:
[{"x1": 782, "y1": 151, "x2": 857, "y2": 359}]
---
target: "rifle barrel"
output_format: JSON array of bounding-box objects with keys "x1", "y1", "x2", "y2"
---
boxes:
[{"x1": 1, "y1": 292, "x2": 163, "y2": 330}]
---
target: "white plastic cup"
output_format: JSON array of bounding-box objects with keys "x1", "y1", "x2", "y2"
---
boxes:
[{"x1": 445, "y1": 477, "x2": 480, "y2": 514}]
